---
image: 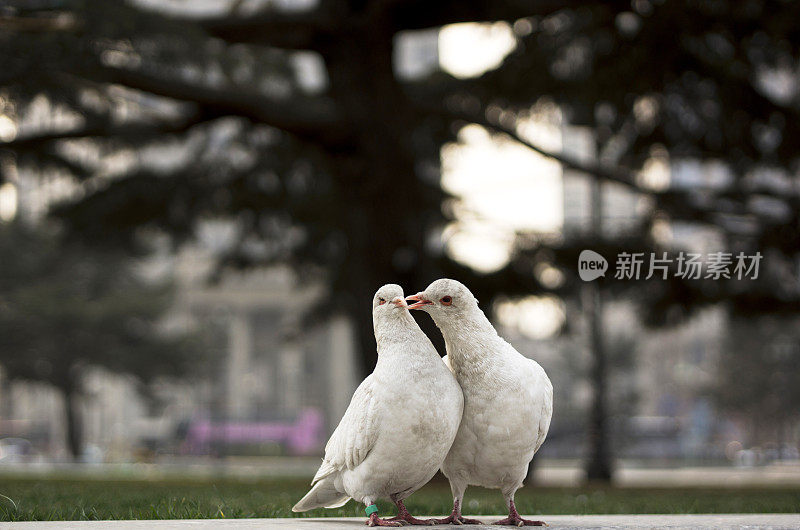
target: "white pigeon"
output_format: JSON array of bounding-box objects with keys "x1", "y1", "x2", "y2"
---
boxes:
[
  {"x1": 293, "y1": 284, "x2": 464, "y2": 526},
  {"x1": 407, "y1": 278, "x2": 553, "y2": 526}
]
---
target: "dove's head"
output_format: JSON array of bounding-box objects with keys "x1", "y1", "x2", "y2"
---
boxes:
[
  {"x1": 406, "y1": 278, "x2": 479, "y2": 323},
  {"x1": 372, "y1": 284, "x2": 421, "y2": 347},
  {"x1": 372, "y1": 284, "x2": 409, "y2": 320}
]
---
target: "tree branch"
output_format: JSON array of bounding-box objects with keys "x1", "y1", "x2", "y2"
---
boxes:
[
  {"x1": 198, "y1": 10, "x2": 331, "y2": 49},
  {"x1": 86, "y1": 64, "x2": 347, "y2": 143},
  {"x1": 0, "y1": 114, "x2": 218, "y2": 151},
  {"x1": 389, "y1": 0, "x2": 624, "y2": 31},
  {"x1": 419, "y1": 98, "x2": 640, "y2": 190},
  {"x1": 414, "y1": 96, "x2": 774, "y2": 231},
  {"x1": 680, "y1": 39, "x2": 800, "y2": 123},
  {"x1": 0, "y1": 13, "x2": 81, "y2": 33},
  {"x1": 139, "y1": 0, "x2": 614, "y2": 49}
]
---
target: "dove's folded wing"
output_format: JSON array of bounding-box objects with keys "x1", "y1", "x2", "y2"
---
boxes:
[
  {"x1": 525, "y1": 358, "x2": 554, "y2": 454},
  {"x1": 312, "y1": 375, "x2": 380, "y2": 484},
  {"x1": 533, "y1": 382, "x2": 553, "y2": 453}
]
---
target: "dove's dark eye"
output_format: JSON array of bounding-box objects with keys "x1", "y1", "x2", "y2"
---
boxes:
[
  {"x1": 378, "y1": 298, "x2": 386, "y2": 305},
  {"x1": 441, "y1": 296, "x2": 452, "y2": 306}
]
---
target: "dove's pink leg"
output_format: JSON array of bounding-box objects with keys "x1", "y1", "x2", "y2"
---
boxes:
[
  {"x1": 492, "y1": 498, "x2": 546, "y2": 526},
  {"x1": 363, "y1": 499, "x2": 403, "y2": 527},
  {"x1": 434, "y1": 498, "x2": 484, "y2": 525},
  {"x1": 386, "y1": 500, "x2": 436, "y2": 525}
]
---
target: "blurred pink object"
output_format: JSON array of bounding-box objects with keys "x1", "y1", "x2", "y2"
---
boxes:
[{"x1": 183, "y1": 408, "x2": 324, "y2": 455}]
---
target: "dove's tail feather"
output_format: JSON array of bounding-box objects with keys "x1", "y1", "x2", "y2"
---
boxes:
[{"x1": 292, "y1": 476, "x2": 350, "y2": 512}]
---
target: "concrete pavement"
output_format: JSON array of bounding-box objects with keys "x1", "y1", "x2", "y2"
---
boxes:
[{"x1": 2, "y1": 515, "x2": 799, "y2": 529}]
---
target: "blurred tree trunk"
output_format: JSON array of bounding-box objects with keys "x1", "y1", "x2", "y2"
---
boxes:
[
  {"x1": 321, "y1": 7, "x2": 432, "y2": 371},
  {"x1": 62, "y1": 378, "x2": 83, "y2": 460},
  {"x1": 584, "y1": 177, "x2": 613, "y2": 482},
  {"x1": 0, "y1": 372, "x2": 12, "y2": 421},
  {"x1": 584, "y1": 282, "x2": 612, "y2": 481}
]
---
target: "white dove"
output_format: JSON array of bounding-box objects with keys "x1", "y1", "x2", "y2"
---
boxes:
[
  {"x1": 293, "y1": 284, "x2": 464, "y2": 526},
  {"x1": 407, "y1": 279, "x2": 553, "y2": 526}
]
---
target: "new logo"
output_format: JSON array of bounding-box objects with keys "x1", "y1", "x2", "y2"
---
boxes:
[{"x1": 578, "y1": 250, "x2": 608, "y2": 281}]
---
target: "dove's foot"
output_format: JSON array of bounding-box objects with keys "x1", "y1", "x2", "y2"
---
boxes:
[
  {"x1": 387, "y1": 514, "x2": 436, "y2": 525},
  {"x1": 492, "y1": 500, "x2": 547, "y2": 526},
  {"x1": 366, "y1": 513, "x2": 404, "y2": 527},
  {"x1": 388, "y1": 500, "x2": 436, "y2": 525},
  {"x1": 434, "y1": 515, "x2": 483, "y2": 524},
  {"x1": 434, "y1": 498, "x2": 483, "y2": 525},
  {"x1": 433, "y1": 513, "x2": 484, "y2": 525},
  {"x1": 491, "y1": 515, "x2": 547, "y2": 526}
]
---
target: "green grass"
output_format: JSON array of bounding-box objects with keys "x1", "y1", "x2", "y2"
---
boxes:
[{"x1": 0, "y1": 477, "x2": 797, "y2": 521}]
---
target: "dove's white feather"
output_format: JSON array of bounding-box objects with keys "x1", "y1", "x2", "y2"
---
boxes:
[
  {"x1": 321, "y1": 376, "x2": 379, "y2": 474},
  {"x1": 293, "y1": 285, "x2": 463, "y2": 513},
  {"x1": 414, "y1": 279, "x2": 553, "y2": 507}
]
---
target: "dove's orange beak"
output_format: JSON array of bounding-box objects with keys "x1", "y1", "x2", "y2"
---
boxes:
[
  {"x1": 391, "y1": 297, "x2": 407, "y2": 308},
  {"x1": 406, "y1": 292, "x2": 433, "y2": 310}
]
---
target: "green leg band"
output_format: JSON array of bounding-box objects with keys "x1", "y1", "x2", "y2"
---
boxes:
[{"x1": 365, "y1": 504, "x2": 379, "y2": 516}]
